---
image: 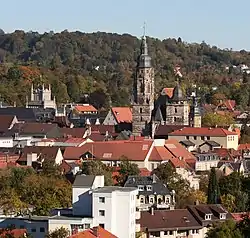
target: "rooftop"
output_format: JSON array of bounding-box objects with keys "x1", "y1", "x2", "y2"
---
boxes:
[
  {"x1": 170, "y1": 127, "x2": 237, "y2": 136},
  {"x1": 93, "y1": 186, "x2": 137, "y2": 193}
]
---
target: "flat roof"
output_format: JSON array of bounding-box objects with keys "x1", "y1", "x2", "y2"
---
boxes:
[{"x1": 93, "y1": 186, "x2": 137, "y2": 193}]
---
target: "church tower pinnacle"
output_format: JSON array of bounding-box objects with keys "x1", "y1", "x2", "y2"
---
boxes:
[{"x1": 132, "y1": 24, "x2": 155, "y2": 136}]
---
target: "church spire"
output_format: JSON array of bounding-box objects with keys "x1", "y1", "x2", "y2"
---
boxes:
[{"x1": 138, "y1": 22, "x2": 151, "y2": 68}]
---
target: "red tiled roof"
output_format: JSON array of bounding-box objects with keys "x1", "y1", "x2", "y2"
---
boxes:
[
  {"x1": 64, "y1": 140, "x2": 153, "y2": 161},
  {"x1": 149, "y1": 139, "x2": 195, "y2": 169},
  {"x1": 170, "y1": 127, "x2": 237, "y2": 136},
  {"x1": 165, "y1": 139, "x2": 196, "y2": 161},
  {"x1": 223, "y1": 100, "x2": 236, "y2": 111},
  {"x1": 149, "y1": 146, "x2": 173, "y2": 161},
  {"x1": 60, "y1": 128, "x2": 87, "y2": 138},
  {"x1": 111, "y1": 107, "x2": 132, "y2": 123},
  {"x1": 75, "y1": 105, "x2": 97, "y2": 113},
  {"x1": 69, "y1": 226, "x2": 117, "y2": 238},
  {"x1": 140, "y1": 209, "x2": 202, "y2": 231},
  {"x1": 238, "y1": 143, "x2": 250, "y2": 150},
  {"x1": 12, "y1": 122, "x2": 59, "y2": 134},
  {"x1": 231, "y1": 213, "x2": 250, "y2": 222},
  {"x1": 18, "y1": 146, "x2": 61, "y2": 162},
  {"x1": 0, "y1": 115, "x2": 16, "y2": 132},
  {"x1": 161, "y1": 88, "x2": 174, "y2": 98},
  {"x1": 214, "y1": 148, "x2": 241, "y2": 159}
]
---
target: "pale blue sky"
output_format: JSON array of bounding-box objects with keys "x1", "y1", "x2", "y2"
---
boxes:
[{"x1": 1, "y1": 0, "x2": 249, "y2": 50}]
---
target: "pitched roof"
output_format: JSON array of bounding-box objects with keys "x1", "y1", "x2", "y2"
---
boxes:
[
  {"x1": 111, "y1": 107, "x2": 132, "y2": 123},
  {"x1": 18, "y1": 146, "x2": 60, "y2": 162},
  {"x1": 64, "y1": 140, "x2": 153, "y2": 161},
  {"x1": 231, "y1": 213, "x2": 250, "y2": 222},
  {"x1": 238, "y1": 143, "x2": 250, "y2": 150},
  {"x1": 70, "y1": 226, "x2": 117, "y2": 238},
  {"x1": 75, "y1": 105, "x2": 97, "y2": 113},
  {"x1": 154, "y1": 125, "x2": 185, "y2": 137},
  {"x1": 161, "y1": 88, "x2": 174, "y2": 98},
  {"x1": 124, "y1": 174, "x2": 171, "y2": 195},
  {"x1": 140, "y1": 209, "x2": 202, "y2": 231},
  {"x1": 11, "y1": 122, "x2": 59, "y2": 135},
  {"x1": 0, "y1": 115, "x2": 16, "y2": 132},
  {"x1": 170, "y1": 127, "x2": 237, "y2": 136},
  {"x1": 60, "y1": 128, "x2": 87, "y2": 138},
  {"x1": 73, "y1": 175, "x2": 96, "y2": 187}
]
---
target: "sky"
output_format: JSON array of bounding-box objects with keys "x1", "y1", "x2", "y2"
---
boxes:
[{"x1": 1, "y1": 0, "x2": 250, "y2": 50}]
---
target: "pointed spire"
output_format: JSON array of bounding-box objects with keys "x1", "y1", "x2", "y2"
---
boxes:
[{"x1": 138, "y1": 22, "x2": 151, "y2": 68}]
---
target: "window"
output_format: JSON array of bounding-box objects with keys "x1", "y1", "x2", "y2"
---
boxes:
[
  {"x1": 194, "y1": 136, "x2": 197, "y2": 140},
  {"x1": 140, "y1": 197, "x2": 144, "y2": 204},
  {"x1": 40, "y1": 227, "x2": 45, "y2": 233},
  {"x1": 164, "y1": 231, "x2": 168, "y2": 235},
  {"x1": 31, "y1": 228, "x2": 36, "y2": 233},
  {"x1": 140, "y1": 108, "x2": 142, "y2": 113},
  {"x1": 150, "y1": 231, "x2": 160, "y2": 237},
  {"x1": 138, "y1": 185, "x2": 144, "y2": 191},
  {"x1": 175, "y1": 107, "x2": 177, "y2": 113},
  {"x1": 169, "y1": 231, "x2": 173, "y2": 235},
  {"x1": 99, "y1": 224, "x2": 105, "y2": 229},
  {"x1": 186, "y1": 136, "x2": 189, "y2": 140},
  {"x1": 205, "y1": 214, "x2": 212, "y2": 220},
  {"x1": 99, "y1": 197, "x2": 105, "y2": 203},
  {"x1": 146, "y1": 185, "x2": 152, "y2": 191},
  {"x1": 192, "y1": 229, "x2": 199, "y2": 234},
  {"x1": 85, "y1": 224, "x2": 90, "y2": 229},
  {"x1": 99, "y1": 210, "x2": 105, "y2": 216},
  {"x1": 149, "y1": 197, "x2": 154, "y2": 204},
  {"x1": 220, "y1": 213, "x2": 226, "y2": 219},
  {"x1": 201, "y1": 136, "x2": 205, "y2": 140},
  {"x1": 207, "y1": 136, "x2": 210, "y2": 140}
]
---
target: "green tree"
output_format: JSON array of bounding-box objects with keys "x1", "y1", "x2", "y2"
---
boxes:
[
  {"x1": 45, "y1": 227, "x2": 69, "y2": 238},
  {"x1": 115, "y1": 157, "x2": 140, "y2": 186},
  {"x1": 206, "y1": 219, "x2": 243, "y2": 238},
  {"x1": 154, "y1": 163, "x2": 192, "y2": 208},
  {"x1": 202, "y1": 112, "x2": 235, "y2": 127},
  {"x1": 82, "y1": 160, "x2": 113, "y2": 186},
  {"x1": 207, "y1": 167, "x2": 220, "y2": 204}
]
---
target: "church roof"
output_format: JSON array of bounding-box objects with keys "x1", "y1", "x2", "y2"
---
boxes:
[
  {"x1": 111, "y1": 107, "x2": 132, "y2": 123},
  {"x1": 161, "y1": 88, "x2": 174, "y2": 98}
]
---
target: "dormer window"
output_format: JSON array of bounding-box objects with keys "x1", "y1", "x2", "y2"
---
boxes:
[
  {"x1": 138, "y1": 185, "x2": 144, "y2": 191},
  {"x1": 205, "y1": 214, "x2": 212, "y2": 220},
  {"x1": 220, "y1": 213, "x2": 226, "y2": 219},
  {"x1": 146, "y1": 185, "x2": 152, "y2": 191}
]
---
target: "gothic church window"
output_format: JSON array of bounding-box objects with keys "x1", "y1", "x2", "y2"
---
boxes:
[
  {"x1": 140, "y1": 108, "x2": 142, "y2": 113},
  {"x1": 175, "y1": 107, "x2": 177, "y2": 113}
]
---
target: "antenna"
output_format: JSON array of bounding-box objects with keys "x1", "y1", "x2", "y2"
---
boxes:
[{"x1": 143, "y1": 21, "x2": 146, "y2": 37}]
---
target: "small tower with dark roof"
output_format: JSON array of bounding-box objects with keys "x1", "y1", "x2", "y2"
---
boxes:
[{"x1": 132, "y1": 24, "x2": 155, "y2": 136}]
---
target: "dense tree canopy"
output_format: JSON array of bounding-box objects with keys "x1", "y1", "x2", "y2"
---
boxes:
[
  {"x1": 0, "y1": 31, "x2": 250, "y2": 108},
  {"x1": 0, "y1": 167, "x2": 72, "y2": 216}
]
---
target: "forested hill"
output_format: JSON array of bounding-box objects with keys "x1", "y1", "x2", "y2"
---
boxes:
[{"x1": 0, "y1": 30, "x2": 250, "y2": 109}]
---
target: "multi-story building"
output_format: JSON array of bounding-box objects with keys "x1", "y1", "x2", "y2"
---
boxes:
[{"x1": 124, "y1": 174, "x2": 175, "y2": 211}]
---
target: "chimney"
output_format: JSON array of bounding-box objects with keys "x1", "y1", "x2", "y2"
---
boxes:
[
  {"x1": 152, "y1": 174, "x2": 156, "y2": 183},
  {"x1": 93, "y1": 226, "x2": 99, "y2": 237},
  {"x1": 150, "y1": 207, "x2": 154, "y2": 215}
]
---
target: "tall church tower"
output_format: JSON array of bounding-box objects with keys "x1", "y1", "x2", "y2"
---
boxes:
[{"x1": 132, "y1": 31, "x2": 154, "y2": 136}]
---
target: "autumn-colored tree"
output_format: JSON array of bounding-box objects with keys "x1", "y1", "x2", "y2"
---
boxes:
[{"x1": 211, "y1": 93, "x2": 227, "y2": 106}]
